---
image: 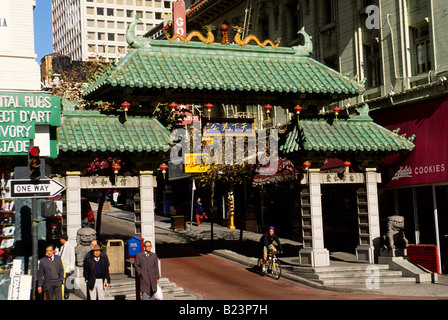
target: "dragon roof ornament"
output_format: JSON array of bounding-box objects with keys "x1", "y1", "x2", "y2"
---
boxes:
[
  {"x1": 126, "y1": 16, "x2": 153, "y2": 48},
  {"x1": 292, "y1": 27, "x2": 313, "y2": 57}
]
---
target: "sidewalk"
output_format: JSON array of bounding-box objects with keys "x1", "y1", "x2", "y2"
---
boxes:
[{"x1": 154, "y1": 216, "x2": 448, "y2": 299}]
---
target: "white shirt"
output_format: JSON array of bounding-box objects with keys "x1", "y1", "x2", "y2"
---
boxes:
[{"x1": 59, "y1": 241, "x2": 75, "y2": 273}]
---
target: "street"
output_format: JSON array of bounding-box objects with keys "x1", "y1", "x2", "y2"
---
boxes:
[{"x1": 99, "y1": 212, "x2": 422, "y2": 300}]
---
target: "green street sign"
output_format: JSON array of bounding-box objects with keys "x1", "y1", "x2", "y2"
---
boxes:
[{"x1": 0, "y1": 93, "x2": 61, "y2": 156}]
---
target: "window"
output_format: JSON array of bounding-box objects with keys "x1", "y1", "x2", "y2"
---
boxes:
[
  {"x1": 412, "y1": 24, "x2": 431, "y2": 75},
  {"x1": 364, "y1": 42, "x2": 383, "y2": 88},
  {"x1": 127, "y1": 10, "x2": 133, "y2": 18},
  {"x1": 108, "y1": 33, "x2": 115, "y2": 41},
  {"x1": 107, "y1": 8, "x2": 114, "y2": 16},
  {"x1": 322, "y1": 0, "x2": 335, "y2": 25},
  {"x1": 287, "y1": 0, "x2": 301, "y2": 42},
  {"x1": 97, "y1": 7, "x2": 104, "y2": 15},
  {"x1": 98, "y1": 32, "x2": 105, "y2": 40}
]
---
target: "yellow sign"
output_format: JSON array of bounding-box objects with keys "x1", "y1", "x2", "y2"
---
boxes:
[{"x1": 184, "y1": 153, "x2": 210, "y2": 173}]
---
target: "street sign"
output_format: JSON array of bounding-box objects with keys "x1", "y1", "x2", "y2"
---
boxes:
[{"x1": 9, "y1": 179, "x2": 66, "y2": 198}]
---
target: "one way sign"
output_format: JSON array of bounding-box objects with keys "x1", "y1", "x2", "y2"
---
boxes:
[{"x1": 9, "y1": 179, "x2": 66, "y2": 198}]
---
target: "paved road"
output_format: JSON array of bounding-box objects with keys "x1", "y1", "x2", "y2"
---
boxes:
[{"x1": 98, "y1": 209, "x2": 443, "y2": 300}]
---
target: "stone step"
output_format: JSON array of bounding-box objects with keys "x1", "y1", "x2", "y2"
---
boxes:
[
  {"x1": 320, "y1": 276, "x2": 417, "y2": 286},
  {"x1": 290, "y1": 263, "x2": 417, "y2": 286},
  {"x1": 292, "y1": 264, "x2": 390, "y2": 274},
  {"x1": 298, "y1": 270, "x2": 405, "y2": 281}
]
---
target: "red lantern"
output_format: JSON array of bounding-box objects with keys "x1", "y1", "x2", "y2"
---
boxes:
[
  {"x1": 204, "y1": 103, "x2": 213, "y2": 120},
  {"x1": 303, "y1": 161, "x2": 311, "y2": 170},
  {"x1": 343, "y1": 161, "x2": 351, "y2": 174},
  {"x1": 333, "y1": 106, "x2": 341, "y2": 121},
  {"x1": 294, "y1": 105, "x2": 302, "y2": 123},
  {"x1": 264, "y1": 104, "x2": 273, "y2": 119},
  {"x1": 159, "y1": 163, "x2": 168, "y2": 179},
  {"x1": 111, "y1": 163, "x2": 121, "y2": 174},
  {"x1": 169, "y1": 102, "x2": 178, "y2": 111},
  {"x1": 121, "y1": 101, "x2": 131, "y2": 120}
]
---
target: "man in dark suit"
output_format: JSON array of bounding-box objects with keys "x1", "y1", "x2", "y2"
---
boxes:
[
  {"x1": 135, "y1": 240, "x2": 159, "y2": 300},
  {"x1": 37, "y1": 244, "x2": 65, "y2": 300},
  {"x1": 83, "y1": 244, "x2": 110, "y2": 300}
]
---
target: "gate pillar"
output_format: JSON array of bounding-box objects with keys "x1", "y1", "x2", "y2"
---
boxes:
[
  {"x1": 65, "y1": 171, "x2": 82, "y2": 243},
  {"x1": 299, "y1": 169, "x2": 330, "y2": 267}
]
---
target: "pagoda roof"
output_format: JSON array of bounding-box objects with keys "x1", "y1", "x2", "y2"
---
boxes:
[
  {"x1": 280, "y1": 113, "x2": 415, "y2": 154},
  {"x1": 58, "y1": 110, "x2": 171, "y2": 153},
  {"x1": 83, "y1": 18, "x2": 364, "y2": 104}
]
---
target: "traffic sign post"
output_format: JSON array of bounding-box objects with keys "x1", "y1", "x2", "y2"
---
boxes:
[{"x1": 9, "y1": 179, "x2": 66, "y2": 198}]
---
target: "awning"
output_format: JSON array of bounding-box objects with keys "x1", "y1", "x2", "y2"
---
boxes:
[{"x1": 372, "y1": 96, "x2": 448, "y2": 187}]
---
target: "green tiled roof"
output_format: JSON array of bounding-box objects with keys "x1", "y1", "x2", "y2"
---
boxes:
[
  {"x1": 280, "y1": 115, "x2": 415, "y2": 154},
  {"x1": 58, "y1": 110, "x2": 171, "y2": 153},
  {"x1": 83, "y1": 39, "x2": 364, "y2": 99}
]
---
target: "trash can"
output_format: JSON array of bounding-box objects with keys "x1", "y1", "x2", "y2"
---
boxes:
[
  {"x1": 128, "y1": 236, "x2": 144, "y2": 257},
  {"x1": 171, "y1": 215, "x2": 186, "y2": 230},
  {"x1": 105, "y1": 239, "x2": 124, "y2": 274}
]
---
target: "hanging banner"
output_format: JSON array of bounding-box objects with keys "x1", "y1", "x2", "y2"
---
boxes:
[{"x1": 173, "y1": 0, "x2": 186, "y2": 38}]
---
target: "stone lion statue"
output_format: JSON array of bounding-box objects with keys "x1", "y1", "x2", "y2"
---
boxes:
[
  {"x1": 382, "y1": 215, "x2": 409, "y2": 251},
  {"x1": 75, "y1": 227, "x2": 96, "y2": 267}
]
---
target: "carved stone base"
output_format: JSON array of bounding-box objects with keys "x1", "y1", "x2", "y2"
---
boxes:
[{"x1": 299, "y1": 248, "x2": 330, "y2": 267}]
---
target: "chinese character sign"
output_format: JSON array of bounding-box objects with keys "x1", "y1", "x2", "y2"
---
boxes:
[{"x1": 203, "y1": 121, "x2": 255, "y2": 136}]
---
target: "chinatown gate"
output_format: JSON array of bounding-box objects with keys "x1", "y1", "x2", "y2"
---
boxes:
[{"x1": 65, "y1": 17, "x2": 415, "y2": 267}]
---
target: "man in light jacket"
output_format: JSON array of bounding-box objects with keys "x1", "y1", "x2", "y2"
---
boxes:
[
  {"x1": 135, "y1": 240, "x2": 160, "y2": 300},
  {"x1": 58, "y1": 234, "x2": 75, "y2": 299}
]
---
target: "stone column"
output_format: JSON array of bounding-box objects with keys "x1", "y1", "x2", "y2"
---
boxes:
[
  {"x1": 65, "y1": 172, "x2": 81, "y2": 243},
  {"x1": 139, "y1": 171, "x2": 157, "y2": 252},
  {"x1": 356, "y1": 168, "x2": 381, "y2": 263},
  {"x1": 299, "y1": 169, "x2": 330, "y2": 267}
]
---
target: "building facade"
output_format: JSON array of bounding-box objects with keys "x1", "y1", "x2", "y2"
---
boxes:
[
  {"x1": 178, "y1": 0, "x2": 448, "y2": 271},
  {"x1": 52, "y1": 0, "x2": 176, "y2": 62},
  {"x1": 0, "y1": 0, "x2": 41, "y2": 91}
]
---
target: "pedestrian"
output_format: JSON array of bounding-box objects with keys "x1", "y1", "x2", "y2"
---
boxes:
[
  {"x1": 58, "y1": 234, "x2": 75, "y2": 299},
  {"x1": 194, "y1": 198, "x2": 207, "y2": 226},
  {"x1": 37, "y1": 244, "x2": 65, "y2": 300},
  {"x1": 135, "y1": 240, "x2": 160, "y2": 300},
  {"x1": 83, "y1": 244, "x2": 111, "y2": 300},
  {"x1": 84, "y1": 240, "x2": 110, "y2": 265}
]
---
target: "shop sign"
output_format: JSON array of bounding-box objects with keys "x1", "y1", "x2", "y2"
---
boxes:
[
  {"x1": 184, "y1": 153, "x2": 210, "y2": 173},
  {"x1": 0, "y1": 93, "x2": 61, "y2": 156}
]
